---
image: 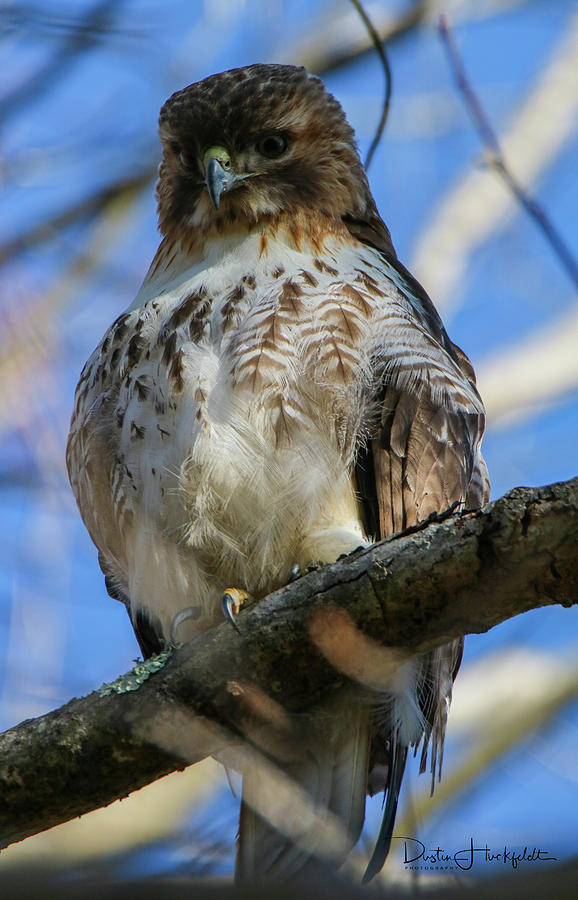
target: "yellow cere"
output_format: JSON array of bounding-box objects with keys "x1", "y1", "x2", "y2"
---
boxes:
[{"x1": 203, "y1": 146, "x2": 232, "y2": 170}]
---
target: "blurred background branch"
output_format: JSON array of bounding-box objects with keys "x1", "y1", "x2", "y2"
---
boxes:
[
  {"x1": 0, "y1": 170, "x2": 154, "y2": 267},
  {"x1": 0, "y1": 857, "x2": 577, "y2": 899},
  {"x1": 438, "y1": 14, "x2": 578, "y2": 291},
  {"x1": 412, "y1": 7, "x2": 578, "y2": 304},
  {"x1": 0, "y1": 0, "x2": 131, "y2": 126}
]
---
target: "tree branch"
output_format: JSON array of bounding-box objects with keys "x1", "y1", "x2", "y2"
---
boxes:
[
  {"x1": 0, "y1": 169, "x2": 154, "y2": 268},
  {"x1": 0, "y1": 477, "x2": 576, "y2": 849}
]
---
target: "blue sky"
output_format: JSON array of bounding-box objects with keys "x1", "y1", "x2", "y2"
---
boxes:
[{"x1": 1, "y1": 0, "x2": 577, "y2": 887}]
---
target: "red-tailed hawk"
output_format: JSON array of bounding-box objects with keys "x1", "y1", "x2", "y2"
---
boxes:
[{"x1": 67, "y1": 64, "x2": 489, "y2": 883}]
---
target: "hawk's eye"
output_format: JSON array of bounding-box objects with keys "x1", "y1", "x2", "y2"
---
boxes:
[{"x1": 256, "y1": 134, "x2": 288, "y2": 158}]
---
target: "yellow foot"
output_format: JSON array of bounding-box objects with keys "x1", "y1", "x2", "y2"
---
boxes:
[{"x1": 222, "y1": 588, "x2": 251, "y2": 632}]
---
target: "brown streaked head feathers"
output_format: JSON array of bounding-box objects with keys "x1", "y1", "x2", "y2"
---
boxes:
[{"x1": 156, "y1": 64, "x2": 376, "y2": 238}]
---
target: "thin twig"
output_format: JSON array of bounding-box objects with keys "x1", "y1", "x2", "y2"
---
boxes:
[
  {"x1": 439, "y1": 15, "x2": 578, "y2": 292},
  {"x1": 349, "y1": 0, "x2": 393, "y2": 169},
  {"x1": 311, "y1": 0, "x2": 427, "y2": 76}
]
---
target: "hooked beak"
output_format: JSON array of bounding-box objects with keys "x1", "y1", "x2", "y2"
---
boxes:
[{"x1": 205, "y1": 156, "x2": 237, "y2": 209}]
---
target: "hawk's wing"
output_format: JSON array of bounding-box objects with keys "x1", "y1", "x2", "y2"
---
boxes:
[
  {"x1": 345, "y1": 213, "x2": 489, "y2": 879},
  {"x1": 346, "y1": 210, "x2": 489, "y2": 529}
]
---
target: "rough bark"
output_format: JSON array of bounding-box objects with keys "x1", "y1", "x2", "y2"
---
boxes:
[{"x1": 0, "y1": 477, "x2": 576, "y2": 849}]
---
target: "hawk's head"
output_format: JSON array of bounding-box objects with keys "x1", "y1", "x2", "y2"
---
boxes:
[{"x1": 156, "y1": 64, "x2": 374, "y2": 239}]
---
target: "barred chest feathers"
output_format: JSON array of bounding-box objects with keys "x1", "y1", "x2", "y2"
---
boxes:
[{"x1": 71, "y1": 227, "x2": 400, "y2": 640}]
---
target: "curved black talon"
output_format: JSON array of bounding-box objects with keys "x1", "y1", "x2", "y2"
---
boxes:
[
  {"x1": 222, "y1": 590, "x2": 242, "y2": 633},
  {"x1": 170, "y1": 605, "x2": 201, "y2": 645},
  {"x1": 289, "y1": 563, "x2": 301, "y2": 582}
]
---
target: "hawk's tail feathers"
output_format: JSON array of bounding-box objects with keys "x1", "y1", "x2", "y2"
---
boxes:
[
  {"x1": 362, "y1": 642, "x2": 462, "y2": 882},
  {"x1": 362, "y1": 739, "x2": 408, "y2": 883},
  {"x1": 235, "y1": 705, "x2": 370, "y2": 884}
]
